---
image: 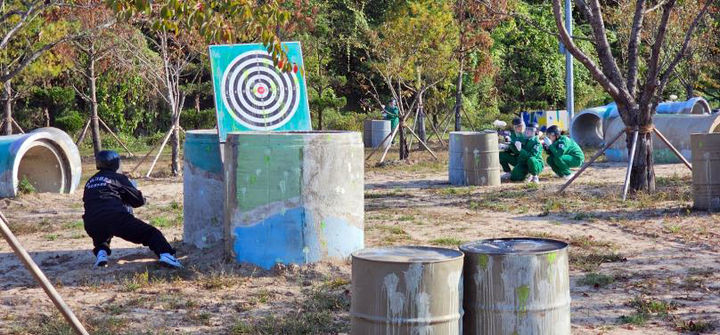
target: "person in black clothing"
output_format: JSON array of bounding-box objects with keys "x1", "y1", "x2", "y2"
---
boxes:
[{"x1": 83, "y1": 150, "x2": 182, "y2": 268}]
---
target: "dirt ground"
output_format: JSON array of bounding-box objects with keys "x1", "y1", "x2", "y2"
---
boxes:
[{"x1": 1, "y1": 146, "x2": 719, "y2": 334}]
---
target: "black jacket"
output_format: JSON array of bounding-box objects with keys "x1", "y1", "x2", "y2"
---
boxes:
[{"x1": 82, "y1": 170, "x2": 146, "y2": 222}]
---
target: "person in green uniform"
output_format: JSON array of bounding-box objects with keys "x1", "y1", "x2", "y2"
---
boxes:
[
  {"x1": 510, "y1": 122, "x2": 544, "y2": 183},
  {"x1": 500, "y1": 117, "x2": 525, "y2": 180},
  {"x1": 543, "y1": 125, "x2": 584, "y2": 179},
  {"x1": 383, "y1": 99, "x2": 400, "y2": 131}
]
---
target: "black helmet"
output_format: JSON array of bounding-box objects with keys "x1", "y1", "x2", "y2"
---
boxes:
[
  {"x1": 546, "y1": 125, "x2": 561, "y2": 137},
  {"x1": 96, "y1": 150, "x2": 120, "y2": 171},
  {"x1": 511, "y1": 117, "x2": 524, "y2": 126},
  {"x1": 527, "y1": 122, "x2": 539, "y2": 130}
]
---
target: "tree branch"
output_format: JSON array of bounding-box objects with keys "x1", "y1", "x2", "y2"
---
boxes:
[
  {"x1": 586, "y1": 0, "x2": 629, "y2": 93},
  {"x1": 626, "y1": 0, "x2": 646, "y2": 96}
]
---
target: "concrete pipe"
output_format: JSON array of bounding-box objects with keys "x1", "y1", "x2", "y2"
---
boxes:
[
  {"x1": 569, "y1": 105, "x2": 611, "y2": 148},
  {"x1": 0, "y1": 127, "x2": 82, "y2": 198},
  {"x1": 183, "y1": 129, "x2": 224, "y2": 249},
  {"x1": 604, "y1": 113, "x2": 720, "y2": 163},
  {"x1": 224, "y1": 131, "x2": 364, "y2": 269}
]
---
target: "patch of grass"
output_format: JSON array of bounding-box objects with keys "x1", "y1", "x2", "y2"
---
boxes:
[
  {"x1": 577, "y1": 273, "x2": 614, "y2": 288},
  {"x1": 121, "y1": 270, "x2": 150, "y2": 292},
  {"x1": 676, "y1": 320, "x2": 714, "y2": 333},
  {"x1": 437, "y1": 187, "x2": 472, "y2": 196},
  {"x1": 571, "y1": 252, "x2": 626, "y2": 272},
  {"x1": 619, "y1": 296, "x2": 677, "y2": 326},
  {"x1": 201, "y1": 271, "x2": 237, "y2": 290},
  {"x1": 62, "y1": 220, "x2": 84, "y2": 230},
  {"x1": 44, "y1": 234, "x2": 59, "y2": 241},
  {"x1": 665, "y1": 224, "x2": 683, "y2": 234},
  {"x1": 397, "y1": 215, "x2": 414, "y2": 221},
  {"x1": 619, "y1": 313, "x2": 649, "y2": 326},
  {"x1": 429, "y1": 237, "x2": 464, "y2": 247},
  {"x1": 169, "y1": 201, "x2": 182, "y2": 211},
  {"x1": 149, "y1": 216, "x2": 180, "y2": 228},
  {"x1": 187, "y1": 311, "x2": 212, "y2": 326},
  {"x1": 18, "y1": 176, "x2": 36, "y2": 194},
  {"x1": 572, "y1": 212, "x2": 597, "y2": 221}
]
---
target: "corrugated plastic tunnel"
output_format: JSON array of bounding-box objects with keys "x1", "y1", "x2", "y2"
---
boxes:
[{"x1": 0, "y1": 127, "x2": 81, "y2": 198}]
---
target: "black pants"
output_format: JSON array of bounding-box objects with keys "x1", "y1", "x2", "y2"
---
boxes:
[{"x1": 84, "y1": 213, "x2": 175, "y2": 257}]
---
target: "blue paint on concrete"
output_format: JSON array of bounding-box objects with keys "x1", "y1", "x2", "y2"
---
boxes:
[
  {"x1": 184, "y1": 135, "x2": 223, "y2": 174},
  {"x1": 322, "y1": 216, "x2": 364, "y2": 259}
]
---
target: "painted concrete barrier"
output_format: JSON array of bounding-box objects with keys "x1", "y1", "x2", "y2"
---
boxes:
[
  {"x1": 224, "y1": 131, "x2": 364, "y2": 269},
  {"x1": 449, "y1": 131, "x2": 501, "y2": 186},
  {"x1": 183, "y1": 129, "x2": 224, "y2": 248},
  {"x1": 691, "y1": 133, "x2": 720, "y2": 211},
  {"x1": 461, "y1": 238, "x2": 570, "y2": 335},
  {"x1": 350, "y1": 246, "x2": 464, "y2": 335},
  {"x1": 605, "y1": 113, "x2": 720, "y2": 163},
  {"x1": 0, "y1": 127, "x2": 81, "y2": 198},
  {"x1": 363, "y1": 120, "x2": 391, "y2": 148}
]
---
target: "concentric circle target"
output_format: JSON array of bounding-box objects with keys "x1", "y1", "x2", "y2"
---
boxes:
[{"x1": 221, "y1": 51, "x2": 299, "y2": 130}]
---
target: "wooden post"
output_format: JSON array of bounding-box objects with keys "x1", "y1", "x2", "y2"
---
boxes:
[
  {"x1": 98, "y1": 118, "x2": 134, "y2": 157},
  {"x1": 146, "y1": 126, "x2": 175, "y2": 178},
  {"x1": 0, "y1": 211, "x2": 89, "y2": 335},
  {"x1": 405, "y1": 125, "x2": 438, "y2": 160},
  {"x1": 11, "y1": 118, "x2": 24, "y2": 134},
  {"x1": 428, "y1": 113, "x2": 447, "y2": 146},
  {"x1": 365, "y1": 128, "x2": 395, "y2": 161},
  {"x1": 76, "y1": 119, "x2": 91, "y2": 145},
  {"x1": 130, "y1": 132, "x2": 168, "y2": 175},
  {"x1": 622, "y1": 131, "x2": 639, "y2": 201},
  {"x1": 378, "y1": 125, "x2": 401, "y2": 164},
  {"x1": 653, "y1": 127, "x2": 692, "y2": 171},
  {"x1": 557, "y1": 129, "x2": 625, "y2": 193}
]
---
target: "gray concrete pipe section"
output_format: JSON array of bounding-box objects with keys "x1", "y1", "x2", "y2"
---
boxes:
[
  {"x1": 460, "y1": 238, "x2": 570, "y2": 335},
  {"x1": 571, "y1": 97, "x2": 713, "y2": 148},
  {"x1": 449, "y1": 131, "x2": 502, "y2": 186},
  {"x1": 350, "y1": 246, "x2": 464, "y2": 335},
  {"x1": 604, "y1": 113, "x2": 720, "y2": 163},
  {"x1": 363, "y1": 120, "x2": 392, "y2": 148},
  {"x1": 691, "y1": 133, "x2": 720, "y2": 211},
  {"x1": 183, "y1": 129, "x2": 225, "y2": 248},
  {"x1": 0, "y1": 127, "x2": 81, "y2": 198}
]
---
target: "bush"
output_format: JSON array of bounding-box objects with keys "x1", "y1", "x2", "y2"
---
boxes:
[
  {"x1": 181, "y1": 108, "x2": 217, "y2": 130},
  {"x1": 18, "y1": 176, "x2": 36, "y2": 194},
  {"x1": 321, "y1": 109, "x2": 363, "y2": 131},
  {"x1": 54, "y1": 110, "x2": 85, "y2": 133}
]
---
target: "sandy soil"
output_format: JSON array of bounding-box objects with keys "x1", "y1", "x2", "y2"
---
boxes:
[{"x1": 0, "y1": 150, "x2": 718, "y2": 334}]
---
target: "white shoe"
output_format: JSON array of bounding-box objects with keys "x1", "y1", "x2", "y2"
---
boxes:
[
  {"x1": 94, "y1": 250, "x2": 108, "y2": 268},
  {"x1": 501, "y1": 172, "x2": 511, "y2": 180},
  {"x1": 562, "y1": 173, "x2": 574, "y2": 180},
  {"x1": 158, "y1": 253, "x2": 182, "y2": 268},
  {"x1": 527, "y1": 175, "x2": 539, "y2": 183}
]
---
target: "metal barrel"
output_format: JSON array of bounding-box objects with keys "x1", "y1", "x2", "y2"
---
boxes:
[
  {"x1": 449, "y1": 131, "x2": 501, "y2": 186},
  {"x1": 224, "y1": 131, "x2": 364, "y2": 269},
  {"x1": 183, "y1": 129, "x2": 224, "y2": 248},
  {"x1": 460, "y1": 238, "x2": 570, "y2": 335},
  {"x1": 0, "y1": 127, "x2": 81, "y2": 198},
  {"x1": 605, "y1": 113, "x2": 720, "y2": 163},
  {"x1": 691, "y1": 133, "x2": 720, "y2": 211},
  {"x1": 364, "y1": 120, "x2": 392, "y2": 148},
  {"x1": 350, "y1": 246, "x2": 464, "y2": 335}
]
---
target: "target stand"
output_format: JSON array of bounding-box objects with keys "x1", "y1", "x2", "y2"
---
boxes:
[{"x1": 209, "y1": 43, "x2": 312, "y2": 141}]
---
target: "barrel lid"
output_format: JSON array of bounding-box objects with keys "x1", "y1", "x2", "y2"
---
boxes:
[
  {"x1": 450, "y1": 130, "x2": 496, "y2": 136},
  {"x1": 352, "y1": 246, "x2": 463, "y2": 263},
  {"x1": 460, "y1": 238, "x2": 567, "y2": 254}
]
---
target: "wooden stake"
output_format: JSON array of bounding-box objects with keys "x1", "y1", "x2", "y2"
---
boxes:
[
  {"x1": 0, "y1": 211, "x2": 89, "y2": 335},
  {"x1": 130, "y1": 132, "x2": 167, "y2": 175},
  {"x1": 427, "y1": 113, "x2": 447, "y2": 146},
  {"x1": 11, "y1": 118, "x2": 24, "y2": 134},
  {"x1": 365, "y1": 128, "x2": 395, "y2": 161},
  {"x1": 76, "y1": 119, "x2": 91, "y2": 145},
  {"x1": 557, "y1": 129, "x2": 625, "y2": 193},
  {"x1": 98, "y1": 118, "x2": 134, "y2": 157},
  {"x1": 146, "y1": 126, "x2": 175, "y2": 178},
  {"x1": 378, "y1": 125, "x2": 401, "y2": 164},
  {"x1": 622, "y1": 131, "x2": 639, "y2": 201},
  {"x1": 405, "y1": 125, "x2": 438, "y2": 160},
  {"x1": 653, "y1": 128, "x2": 692, "y2": 171}
]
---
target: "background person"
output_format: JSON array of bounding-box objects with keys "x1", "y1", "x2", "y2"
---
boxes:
[
  {"x1": 543, "y1": 125, "x2": 584, "y2": 179},
  {"x1": 510, "y1": 122, "x2": 544, "y2": 183},
  {"x1": 500, "y1": 117, "x2": 526, "y2": 180}
]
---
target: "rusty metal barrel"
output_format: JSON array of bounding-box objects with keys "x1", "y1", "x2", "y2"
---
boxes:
[
  {"x1": 363, "y1": 120, "x2": 392, "y2": 148},
  {"x1": 351, "y1": 246, "x2": 464, "y2": 335},
  {"x1": 449, "y1": 131, "x2": 501, "y2": 186},
  {"x1": 460, "y1": 238, "x2": 570, "y2": 335},
  {"x1": 692, "y1": 133, "x2": 720, "y2": 211}
]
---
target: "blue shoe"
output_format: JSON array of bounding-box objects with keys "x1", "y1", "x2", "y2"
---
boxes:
[
  {"x1": 158, "y1": 253, "x2": 182, "y2": 268},
  {"x1": 94, "y1": 250, "x2": 108, "y2": 268}
]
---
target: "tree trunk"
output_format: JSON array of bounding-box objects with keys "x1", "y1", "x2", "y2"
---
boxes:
[
  {"x1": 417, "y1": 93, "x2": 426, "y2": 143},
  {"x1": 454, "y1": 57, "x2": 464, "y2": 131},
  {"x1": 318, "y1": 110, "x2": 323, "y2": 130},
  {"x1": 44, "y1": 108, "x2": 50, "y2": 127},
  {"x1": 3, "y1": 79, "x2": 12, "y2": 135},
  {"x1": 88, "y1": 54, "x2": 102, "y2": 156},
  {"x1": 628, "y1": 131, "x2": 656, "y2": 193},
  {"x1": 170, "y1": 111, "x2": 181, "y2": 175},
  {"x1": 399, "y1": 117, "x2": 409, "y2": 160}
]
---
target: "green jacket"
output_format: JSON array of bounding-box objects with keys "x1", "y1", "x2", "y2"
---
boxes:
[
  {"x1": 505, "y1": 131, "x2": 525, "y2": 155},
  {"x1": 519, "y1": 136, "x2": 543, "y2": 161},
  {"x1": 548, "y1": 135, "x2": 584, "y2": 159},
  {"x1": 384, "y1": 106, "x2": 399, "y2": 119}
]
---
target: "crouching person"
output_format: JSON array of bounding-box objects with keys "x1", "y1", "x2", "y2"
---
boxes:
[
  {"x1": 83, "y1": 150, "x2": 182, "y2": 268},
  {"x1": 500, "y1": 117, "x2": 526, "y2": 180},
  {"x1": 543, "y1": 125, "x2": 584, "y2": 179},
  {"x1": 510, "y1": 122, "x2": 544, "y2": 183}
]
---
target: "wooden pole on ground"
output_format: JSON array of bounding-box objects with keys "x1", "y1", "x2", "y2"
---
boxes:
[
  {"x1": 365, "y1": 127, "x2": 395, "y2": 161},
  {"x1": 130, "y1": 131, "x2": 168, "y2": 175},
  {"x1": 76, "y1": 119, "x2": 91, "y2": 145},
  {"x1": 427, "y1": 113, "x2": 447, "y2": 146},
  {"x1": 653, "y1": 128, "x2": 692, "y2": 171},
  {"x1": 0, "y1": 211, "x2": 89, "y2": 335},
  {"x1": 11, "y1": 118, "x2": 24, "y2": 133},
  {"x1": 98, "y1": 118, "x2": 134, "y2": 157},
  {"x1": 622, "y1": 131, "x2": 639, "y2": 201},
  {"x1": 405, "y1": 125, "x2": 438, "y2": 160},
  {"x1": 378, "y1": 125, "x2": 400, "y2": 164},
  {"x1": 145, "y1": 126, "x2": 175, "y2": 178},
  {"x1": 557, "y1": 129, "x2": 625, "y2": 193}
]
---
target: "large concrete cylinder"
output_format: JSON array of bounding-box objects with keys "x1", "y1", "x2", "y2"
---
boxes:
[
  {"x1": 460, "y1": 238, "x2": 570, "y2": 335},
  {"x1": 224, "y1": 131, "x2": 364, "y2": 269},
  {"x1": 605, "y1": 113, "x2": 720, "y2": 163},
  {"x1": 363, "y1": 120, "x2": 392, "y2": 148},
  {"x1": 449, "y1": 131, "x2": 501, "y2": 186},
  {"x1": 350, "y1": 246, "x2": 464, "y2": 335},
  {"x1": 0, "y1": 127, "x2": 81, "y2": 198},
  {"x1": 183, "y1": 129, "x2": 224, "y2": 248},
  {"x1": 692, "y1": 133, "x2": 720, "y2": 211},
  {"x1": 569, "y1": 106, "x2": 610, "y2": 148}
]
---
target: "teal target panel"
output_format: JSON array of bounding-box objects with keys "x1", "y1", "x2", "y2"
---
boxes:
[{"x1": 209, "y1": 42, "x2": 311, "y2": 141}]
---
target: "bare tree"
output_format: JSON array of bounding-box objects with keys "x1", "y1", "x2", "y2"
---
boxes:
[{"x1": 550, "y1": 0, "x2": 714, "y2": 192}]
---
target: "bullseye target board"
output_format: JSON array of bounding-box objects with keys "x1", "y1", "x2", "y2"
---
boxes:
[{"x1": 209, "y1": 42, "x2": 311, "y2": 141}]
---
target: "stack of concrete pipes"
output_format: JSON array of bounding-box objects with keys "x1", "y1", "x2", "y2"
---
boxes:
[{"x1": 570, "y1": 97, "x2": 720, "y2": 163}]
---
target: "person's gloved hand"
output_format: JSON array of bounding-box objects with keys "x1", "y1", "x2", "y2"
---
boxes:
[
  {"x1": 504, "y1": 135, "x2": 511, "y2": 143},
  {"x1": 543, "y1": 137, "x2": 552, "y2": 146},
  {"x1": 514, "y1": 141, "x2": 522, "y2": 151}
]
